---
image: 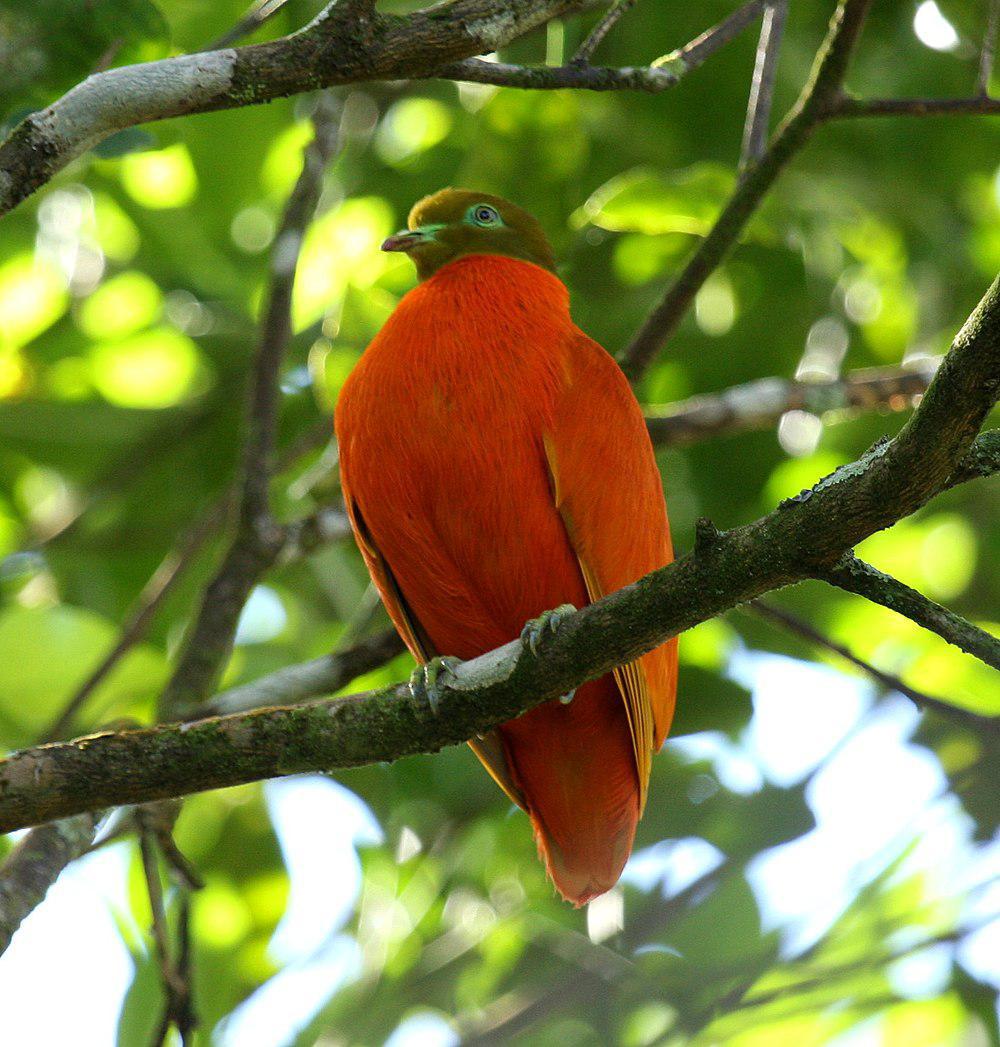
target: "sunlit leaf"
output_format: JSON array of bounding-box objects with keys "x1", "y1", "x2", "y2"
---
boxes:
[
  {"x1": 579, "y1": 164, "x2": 735, "y2": 236},
  {"x1": 88, "y1": 326, "x2": 207, "y2": 407},
  {"x1": 0, "y1": 254, "x2": 68, "y2": 351},
  {"x1": 376, "y1": 98, "x2": 453, "y2": 165},
  {"x1": 78, "y1": 270, "x2": 163, "y2": 340},
  {"x1": 118, "y1": 144, "x2": 198, "y2": 209}
]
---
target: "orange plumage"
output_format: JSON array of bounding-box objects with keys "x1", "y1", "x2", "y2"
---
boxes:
[{"x1": 336, "y1": 191, "x2": 677, "y2": 904}]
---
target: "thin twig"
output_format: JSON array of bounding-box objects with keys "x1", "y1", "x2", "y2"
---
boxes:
[
  {"x1": 739, "y1": 0, "x2": 788, "y2": 173},
  {"x1": 978, "y1": 0, "x2": 1000, "y2": 96},
  {"x1": 0, "y1": 813, "x2": 101, "y2": 956},
  {"x1": 40, "y1": 502, "x2": 230, "y2": 742},
  {"x1": 833, "y1": 95, "x2": 1000, "y2": 117},
  {"x1": 200, "y1": 628, "x2": 405, "y2": 717},
  {"x1": 571, "y1": 0, "x2": 639, "y2": 64},
  {"x1": 437, "y1": 0, "x2": 767, "y2": 94},
  {"x1": 432, "y1": 59, "x2": 680, "y2": 92},
  {"x1": 645, "y1": 361, "x2": 938, "y2": 448},
  {"x1": 669, "y1": 0, "x2": 767, "y2": 70},
  {"x1": 620, "y1": 0, "x2": 875, "y2": 382},
  {"x1": 205, "y1": 0, "x2": 291, "y2": 51},
  {"x1": 746, "y1": 599, "x2": 998, "y2": 731},
  {"x1": 157, "y1": 95, "x2": 343, "y2": 717},
  {"x1": 818, "y1": 556, "x2": 1000, "y2": 673},
  {"x1": 140, "y1": 827, "x2": 196, "y2": 1047}
]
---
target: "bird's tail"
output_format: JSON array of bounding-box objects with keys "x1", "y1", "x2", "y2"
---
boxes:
[{"x1": 500, "y1": 675, "x2": 641, "y2": 906}]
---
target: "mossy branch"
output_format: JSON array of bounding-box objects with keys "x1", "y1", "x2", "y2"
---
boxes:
[
  {"x1": 820, "y1": 556, "x2": 1000, "y2": 672},
  {"x1": 2, "y1": 270, "x2": 998, "y2": 833}
]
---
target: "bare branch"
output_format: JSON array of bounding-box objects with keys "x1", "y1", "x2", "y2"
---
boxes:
[
  {"x1": 943, "y1": 428, "x2": 1000, "y2": 489},
  {"x1": 432, "y1": 59, "x2": 680, "y2": 92},
  {"x1": 40, "y1": 503, "x2": 228, "y2": 742},
  {"x1": 140, "y1": 822, "x2": 197, "y2": 1047},
  {"x1": 205, "y1": 0, "x2": 292, "y2": 51},
  {"x1": 739, "y1": 0, "x2": 788, "y2": 173},
  {"x1": 620, "y1": 0, "x2": 875, "y2": 382},
  {"x1": 665, "y1": 0, "x2": 767, "y2": 71},
  {"x1": 746, "y1": 599, "x2": 998, "y2": 731},
  {"x1": 645, "y1": 361, "x2": 938, "y2": 447},
  {"x1": 571, "y1": 0, "x2": 639, "y2": 65},
  {"x1": 819, "y1": 556, "x2": 1000, "y2": 674},
  {"x1": 0, "y1": 813, "x2": 100, "y2": 955},
  {"x1": 437, "y1": 0, "x2": 767, "y2": 94},
  {"x1": 834, "y1": 96, "x2": 1000, "y2": 118},
  {"x1": 201, "y1": 629, "x2": 406, "y2": 717}
]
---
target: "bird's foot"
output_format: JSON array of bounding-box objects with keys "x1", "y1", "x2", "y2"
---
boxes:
[
  {"x1": 520, "y1": 603, "x2": 577, "y2": 656},
  {"x1": 409, "y1": 656, "x2": 462, "y2": 716}
]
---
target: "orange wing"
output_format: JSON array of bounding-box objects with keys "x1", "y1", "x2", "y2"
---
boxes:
[
  {"x1": 339, "y1": 483, "x2": 527, "y2": 809},
  {"x1": 543, "y1": 332, "x2": 678, "y2": 809}
]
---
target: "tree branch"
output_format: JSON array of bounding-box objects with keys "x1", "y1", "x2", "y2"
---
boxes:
[
  {"x1": 739, "y1": 0, "x2": 788, "y2": 173},
  {"x1": 435, "y1": 0, "x2": 767, "y2": 94},
  {"x1": 431, "y1": 59, "x2": 680, "y2": 92},
  {"x1": 0, "y1": 812, "x2": 100, "y2": 954},
  {"x1": 140, "y1": 824, "x2": 196, "y2": 1047},
  {"x1": 157, "y1": 97, "x2": 341, "y2": 716},
  {"x1": 0, "y1": 0, "x2": 593, "y2": 218},
  {"x1": 662, "y1": 0, "x2": 767, "y2": 71},
  {"x1": 833, "y1": 96, "x2": 1000, "y2": 118},
  {"x1": 620, "y1": 0, "x2": 875, "y2": 382},
  {"x1": 943, "y1": 428, "x2": 1000, "y2": 489},
  {"x1": 645, "y1": 361, "x2": 938, "y2": 447},
  {"x1": 206, "y1": 0, "x2": 293, "y2": 52},
  {"x1": 746, "y1": 599, "x2": 998, "y2": 731},
  {"x1": 818, "y1": 556, "x2": 1000, "y2": 673},
  {"x1": 571, "y1": 0, "x2": 639, "y2": 65},
  {"x1": 39, "y1": 503, "x2": 228, "y2": 742},
  {"x1": 201, "y1": 629, "x2": 406, "y2": 717},
  {"x1": 1, "y1": 269, "x2": 996, "y2": 834}
]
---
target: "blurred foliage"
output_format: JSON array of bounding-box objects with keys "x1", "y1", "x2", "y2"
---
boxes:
[{"x1": 0, "y1": 0, "x2": 998, "y2": 1044}]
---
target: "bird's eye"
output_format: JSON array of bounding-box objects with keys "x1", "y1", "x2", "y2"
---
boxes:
[{"x1": 470, "y1": 204, "x2": 501, "y2": 227}]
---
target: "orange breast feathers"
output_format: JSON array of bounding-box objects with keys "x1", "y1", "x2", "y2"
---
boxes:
[{"x1": 335, "y1": 254, "x2": 677, "y2": 905}]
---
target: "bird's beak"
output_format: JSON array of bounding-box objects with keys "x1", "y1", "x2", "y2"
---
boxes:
[{"x1": 381, "y1": 228, "x2": 431, "y2": 253}]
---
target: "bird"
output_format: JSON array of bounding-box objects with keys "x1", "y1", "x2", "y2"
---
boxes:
[{"x1": 335, "y1": 188, "x2": 677, "y2": 905}]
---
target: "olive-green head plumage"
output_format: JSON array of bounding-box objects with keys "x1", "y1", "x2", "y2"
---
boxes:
[{"x1": 381, "y1": 188, "x2": 557, "y2": 281}]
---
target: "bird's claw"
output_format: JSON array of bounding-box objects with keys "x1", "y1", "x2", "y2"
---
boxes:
[
  {"x1": 520, "y1": 603, "x2": 577, "y2": 656},
  {"x1": 409, "y1": 656, "x2": 462, "y2": 715}
]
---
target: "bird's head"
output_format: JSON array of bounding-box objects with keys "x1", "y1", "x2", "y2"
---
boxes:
[{"x1": 381, "y1": 188, "x2": 557, "y2": 281}]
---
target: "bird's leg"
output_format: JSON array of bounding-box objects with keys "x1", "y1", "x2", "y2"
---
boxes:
[
  {"x1": 409, "y1": 655, "x2": 462, "y2": 715},
  {"x1": 520, "y1": 604, "x2": 577, "y2": 655},
  {"x1": 520, "y1": 604, "x2": 578, "y2": 704}
]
